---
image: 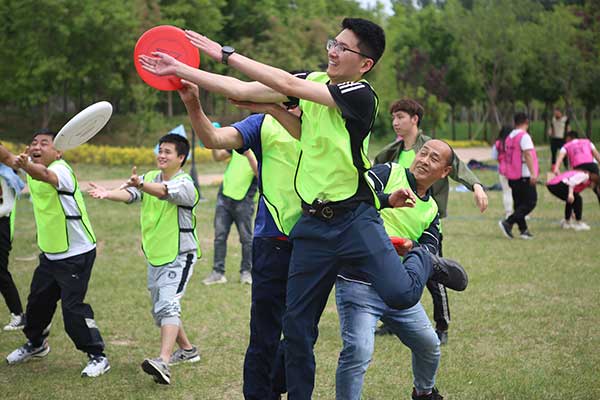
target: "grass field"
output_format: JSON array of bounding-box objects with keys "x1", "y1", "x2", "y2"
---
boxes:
[{"x1": 1, "y1": 152, "x2": 599, "y2": 399}]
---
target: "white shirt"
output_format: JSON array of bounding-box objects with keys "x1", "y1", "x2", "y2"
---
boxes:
[
  {"x1": 508, "y1": 129, "x2": 534, "y2": 177},
  {"x1": 0, "y1": 176, "x2": 16, "y2": 217},
  {"x1": 43, "y1": 163, "x2": 95, "y2": 261},
  {"x1": 550, "y1": 116, "x2": 567, "y2": 139}
]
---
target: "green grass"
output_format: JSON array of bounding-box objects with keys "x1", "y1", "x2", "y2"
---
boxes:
[{"x1": 1, "y1": 159, "x2": 599, "y2": 399}]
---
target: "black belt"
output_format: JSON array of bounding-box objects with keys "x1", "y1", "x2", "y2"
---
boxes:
[{"x1": 301, "y1": 199, "x2": 357, "y2": 221}]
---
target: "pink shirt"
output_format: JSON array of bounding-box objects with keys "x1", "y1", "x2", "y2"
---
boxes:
[
  {"x1": 560, "y1": 139, "x2": 594, "y2": 167},
  {"x1": 547, "y1": 170, "x2": 591, "y2": 193}
]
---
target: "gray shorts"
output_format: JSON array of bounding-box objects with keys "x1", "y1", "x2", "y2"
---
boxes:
[{"x1": 147, "y1": 252, "x2": 196, "y2": 327}]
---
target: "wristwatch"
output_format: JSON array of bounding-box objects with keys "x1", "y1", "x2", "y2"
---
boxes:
[{"x1": 221, "y1": 46, "x2": 235, "y2": 65}]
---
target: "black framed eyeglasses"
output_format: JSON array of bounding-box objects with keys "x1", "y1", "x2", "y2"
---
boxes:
[{"x1": 326, "y1": 39, "x2": 372, "y2": 59}]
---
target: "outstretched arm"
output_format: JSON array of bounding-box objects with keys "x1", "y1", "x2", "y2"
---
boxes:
[
  {"x1": 139, "y1": 52, "x2": 286, "y2": 103},
  {"x1": 185, "y1": 30, "x2": 336, "y2": 108},
  {"x1": 0, "y1": 145, "x2": 15, "y2": 167},
  {"x1": 88, "y1": 182, "x2": 132, "y2": 202},
  {"x1": 553, "y1": 151, "x2": 566, "y2": 174},
  {"x1": 230, "y1": 100, "x2": 301, "y2": 140},
  {"x1": 178, "y1": 80, "x2": 244, "y2": 149}
]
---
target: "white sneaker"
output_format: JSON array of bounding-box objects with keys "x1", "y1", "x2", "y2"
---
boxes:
[
  {"x1": 6, "y1": 340, "x2": 50, "y2": 364},
  {"x1": 81, "y1": 355, "x2": 111, "y2": 377},
  {"x1": 240, "y1": 271, "x2": 252, "y2": 285},
  {"x1": 3, "y1": 313, "x2": 25, "y2": 331},
  {"x1": 202, "y1": 271, "x2": 227, "y2": 285},
  {"x1": 560, "y1": 219, "x2": 573, "y2": 229},
  {"x1": 572, "y1": 221, "x2": 591, "y2": 231}
]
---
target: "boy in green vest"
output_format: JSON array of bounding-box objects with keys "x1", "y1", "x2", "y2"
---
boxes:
[
  {"x1": 6, "y1": 130, "x2": 109, "y2": 377},
  {"x1": 374, "y1": 98, "x2": 487, "y2": 344},
  {"x1": 203, "y1": 147, "x2": 257, "y2": 285},
  {"x1": 336, "y1": 139, "x2": 455, "y2": 400},
  {"x1": 88, "y1": 133, "x2": 200, "y2": 385},
  {"x1": 140, "y1": 18, "x2": 468, "y2": 399}
]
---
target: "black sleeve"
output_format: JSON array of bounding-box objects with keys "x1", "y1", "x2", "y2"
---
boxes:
[
  {"x1": 284, "y1": 71, "x2": 311, "y2": 107},
  {"x1": 366, "y1": 163, "x2": 393, "y2": 209},
  {"x1": 414, "y1": 213, "x2": 441, "y2": 255},
  {"x1": 328, "y1": 81, "x2": 377, "y2": 137}
]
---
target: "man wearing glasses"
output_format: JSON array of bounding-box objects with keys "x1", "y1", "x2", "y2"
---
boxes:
[{"x1": 140, "y1": 18, "x2": 468, "y2": 400}]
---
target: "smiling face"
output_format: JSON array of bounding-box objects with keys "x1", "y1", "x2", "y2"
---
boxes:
[
  {"x1": 156, "y1": 142, "x2": 184, "y2": 173},
  {"x1": 28, "y1": 134, "x2": 61, "y2": 167},
  {"x1": 326, "y1": 29, "x2": 373, "y2": 84},
  {"x1": 410, "y1": 140, "x2": 453, "y2": 189}
]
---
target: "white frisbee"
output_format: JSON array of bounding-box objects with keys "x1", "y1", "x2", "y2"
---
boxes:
[{"x1": 54, "y1": 101, "x2": 113, "y2": 151}]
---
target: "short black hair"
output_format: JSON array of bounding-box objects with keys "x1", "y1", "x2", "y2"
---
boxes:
[
  {"x1": 341, "y1": 18, "x2": 386, "y2": 66},
  {"x1": 32, "y1": 128, "x2": 57, "y2": 141},
  {"x1": 390, "y1": 98, "x2": 424, "y2": 127},
  {"x1": 514, "y1": 112, "x2": 529, "y2": 126},
  {"x1": 158, "y1": 133, "x2": 190, "y2": 167},
  {"x1": 566, "y1": 130, "x2": 579, "y2": 139}
]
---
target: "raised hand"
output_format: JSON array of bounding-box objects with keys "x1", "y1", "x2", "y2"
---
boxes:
[
  {"x1": 177, "y1": 79, "x2": 200, "y2": 104},
  {"x1": 14, "y1": 147, "x2": 30, "y2": 170},
  {"x1": 119, "y1": 166, "x2": 141, "y2": 190},
  {"x1": 138, "y1": 52, "x2": 181, "y2": 76},
  {"x1": 389, "y1": 188, "x2": 416, "y2": 208},
  {"x1": 87, "y1": 182, "x2": 110, "y2": 199},
  {"x1": 185, "y1": 30, "x2": 222, "y2": 62}
]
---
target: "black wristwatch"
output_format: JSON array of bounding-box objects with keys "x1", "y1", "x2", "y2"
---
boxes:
[{"x1": 221, "y1": 46, "x2": 235, "y2": 65}]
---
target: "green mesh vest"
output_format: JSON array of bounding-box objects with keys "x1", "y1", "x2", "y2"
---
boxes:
[
  {"x1": 27, "y1": 159, "x2": 96, "y2": 254},
  {"x1": 259, "y1": 114, "x2": 302, "y2": 235},
  {"x1": 140, "y1": 170, "x2": 200, "y2": 266},
  {"x1": 380, "y1": 164, "x2": 438, "y2": 240},
  {"x1": 222, "y1": 150, "x2": 255, "y2": 201},
  {"x1": 296, "y1": 72, "x2": 378, "y2": 206}
]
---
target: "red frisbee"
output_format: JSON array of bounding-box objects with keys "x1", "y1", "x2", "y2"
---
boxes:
[
  {"x1": 134, "y1": 25, "x2": 200, "y2": 91},
  {"x1": 389, "y1": 236, "x2": 407, "y2": 250}
]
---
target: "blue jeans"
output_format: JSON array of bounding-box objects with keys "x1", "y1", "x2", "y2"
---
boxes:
[
  {"x1": 283, "y1": 203, "x2": 432, "y2": 400},
  {"x1": 213, "y1": 190, "x2": 254, "y2": 274},
  {"x1": 243, "y1": 237, "x2": 291, "y2": 400},
  {"x1": 335, "y1": 278, "x2": 440, "y2": 399}
]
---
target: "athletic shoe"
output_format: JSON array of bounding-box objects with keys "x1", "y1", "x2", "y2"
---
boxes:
[
  {"x1": 240, "y1": 271, "x2": 252, "y2": 285},
  {"x1": 519, "y1": 230, "x2": 534, "y2": 240},
  {"x1": 141, "y1": 357, "x2": 171, "y2": 384},
  {"x1": 169, "y1": 346, "x2": 200, "y2": 366},
  {"x1": 572, "y1": 221, "x2": 591, "y2": 231},
  {"x1": 202, "y1": 271, "x2": 227, "y2": 285},
  {"x1": 498, "y1": 219, "x2": 513, "y2": 239},
  {"x1": 6, "y1": 340, "x2": 50, "y2": 364},
  {"x1": 412, "y1": 386, "x2": 444, "y2": 399},
  {"x1": 374, "y1": 323, "x2": 394, "y2": 336},
  {"x1": 429, "y1": 254, "x2": 468, "y2": 292},
  {"x1": 81, "y1": 355, "x2": 110, "y2": 377},
  {"x1": 436, "y1": 330, "x2": 448, "y2": 345},
  {"x1": 560, "y1": 219, "x2": 573, "y2": 229},
  {"x1": 3, "y1": 313, "x2": 25, "y2": 331}
]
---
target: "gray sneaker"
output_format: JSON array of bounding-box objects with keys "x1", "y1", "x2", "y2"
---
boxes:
[
  {"x1": 240, "y1": 271, "x2": 252, "y2": 285},
  {"x1": 202, "y1": 271, "x2": 227, "y2": 285},
  {"x1": 81, "y1": 355, "x2": 110, "y2": 377},
  {"x1": 141, "y1": 357, "x2": 171, "y2": 384},
  {"x1": 6, "y1": 340, "x2": 50, "y2": 364},
  {"x1": 169, "y1": 346, "x2": 200, "y2": 366},
  {"x1": 3, "y1": 313, "x2": 25, "y2": 331}
]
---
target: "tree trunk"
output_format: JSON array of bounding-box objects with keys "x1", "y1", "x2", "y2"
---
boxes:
[
  {"x1": 167, "y1": 91, "x2": 173, "y2": 118},
  {"x1": 41, "y1": 102, "x2": 51, "y2": 128},
  {"x1": 451, "y1": 104, "x2": 456, "y2": 141},
  {"x1": 585, "y1": 105, "x2": 593, "y2": 139},
  {"x1": 467, "y1": 106, "x2": 472, "y2": 139}
]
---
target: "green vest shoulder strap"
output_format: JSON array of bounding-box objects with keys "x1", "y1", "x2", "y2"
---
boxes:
[
  {"x1": 27, "y1": 159, "x2": 96, "y2": 254},
  {"x1": 259, "y1": 114, "x2": 302, "y2": 235},
  {"x1": 222, "y1": 150, "x2": 255, "y2": 201},
  {"x1": 140, "y1": 170, "x2": 200, "y2": 266},
  {"x1": 380, "y1": 165, "x2": 438, "y2": 240}
]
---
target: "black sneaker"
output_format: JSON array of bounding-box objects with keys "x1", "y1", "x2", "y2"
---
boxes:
[
  {"x1": 520, "y1": 230, "x2": 534, "y2": 240},
  {"x1": 498, "y1": 219, "x2": 513, "y2": 239},
  {"x1": 436, "y1": 330, "x2": 448, "y2": 345},
  {"x1": 412, "y1": 387, "x2": 444, "y2": 399},
  {"x1": 429, "y1": 253, "x2": 468, "y2": 292},
  {"x1": 374, "y1": 323, "x2": 394, "y2": 336}
]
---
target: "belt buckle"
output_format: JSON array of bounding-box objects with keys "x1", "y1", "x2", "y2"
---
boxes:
[{"x1": 320, "y1": 205, "x2": 334, "y2": 219}]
